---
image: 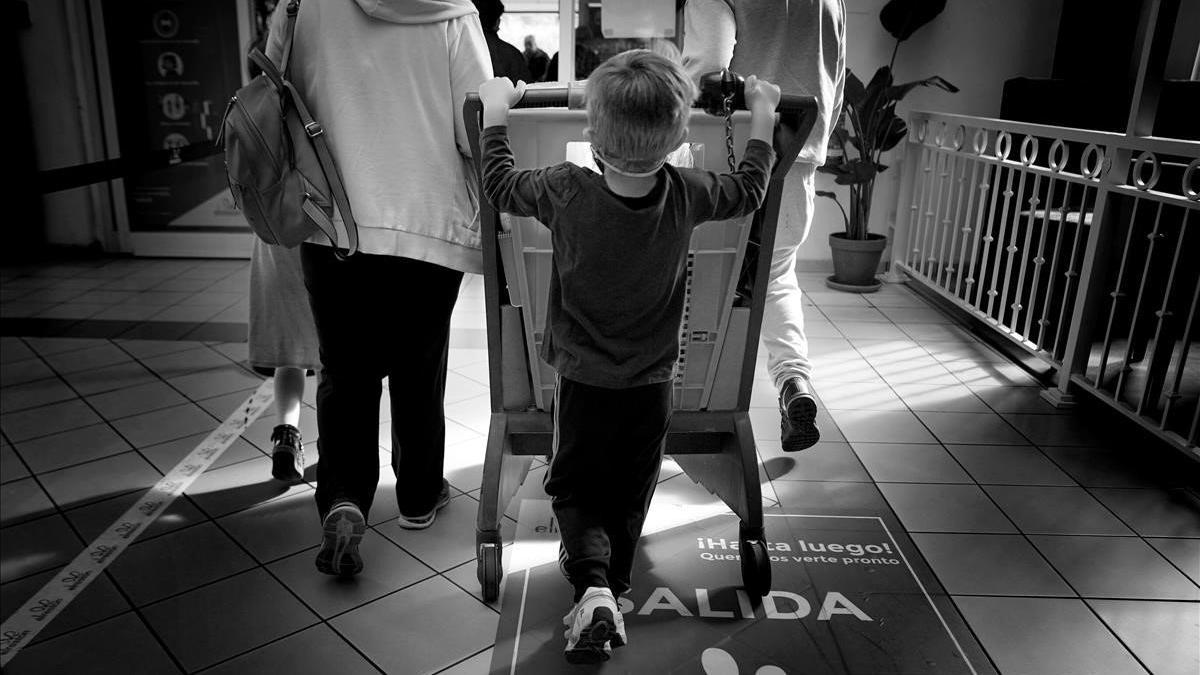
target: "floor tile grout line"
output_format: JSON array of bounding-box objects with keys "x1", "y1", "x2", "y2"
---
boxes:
[
  {"x1": 432, "y1": 645, "x2": 496, "y2": 675},
  {"x1": 2, "y1": 341, "x2": 247, "y2": 446},
  {"x1": 947, "y1": 592, "x2": 1200, "y2": 602},
  {"x1": 0, "y1": 343, "x2": 104, "y2": 581},
  {"x1": 764, "y1": 356, "x2": 1010, "y2": 672},
  {"x1": 1071, "y1": 483, "x2": 1200, "y2": 589},
  {"x1": 437, "y1": 568, "x2": 503, "y2": 616},
  {"x1": 4, "y1": 344, "x2": 251, "y2": 506},
  {"x1": 954, "y1": 453, "x2": 1169, "y2": 673},
  {"x1": 5, "y1": 400, "x2": 192, "y2": 675},
  {"x1": 1016, "y1": 432, "x2": 1200, "y2": 576},
  {"x1": 818, "y1": 322, "x2": 1162, "y2": 672},
  {"x1": 2, "y1": 438, "x2": 272, "y2": 524},
  {"x1": 176, "y1": 523, "x2": 504, "y2": 675},
  {"x1": 93, "y1": 571, "x2": 191, "y2": 675},
  {"x1": 16, "y1": 259, "x2": 242, "y2": 323},
  {"x1": 186, "y1": 618, "x2": 386, "y2": 675},
  {"x1": 1, "y1": 338, "x2": 270, "y2": 545},
  {"x1": 1, "y1": 381, "x2": 273, "y2": 667},
  {"x1": 0, "y1": 426, "x2": 38, "y2": 494},
  {"x1": 7, "y1": 271, "x2": 1190, "y2": 667}
]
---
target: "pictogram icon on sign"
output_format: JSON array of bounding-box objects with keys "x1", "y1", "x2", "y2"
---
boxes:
[
  {"x1": 157, "y1": 51, "x2": 183, "y2": 77},
  {"x1": 152, "y1": 9, "x2": 179, "y2": 38},
  {"x1": 161, "y1": 93, "x2": 186, "y2": 120}
]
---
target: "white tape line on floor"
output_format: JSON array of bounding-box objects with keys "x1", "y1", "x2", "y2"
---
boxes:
[{"x1": 0, "y1": 380, "x2": 274, "y2": 666}]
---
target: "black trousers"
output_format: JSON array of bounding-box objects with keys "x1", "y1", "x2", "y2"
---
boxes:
[
  {"x1": 301, "y1": 244, "x2": 463, "y2": 520},
  {"x1": 544, "y1": 376, "x2": 672, "y2": 601}
]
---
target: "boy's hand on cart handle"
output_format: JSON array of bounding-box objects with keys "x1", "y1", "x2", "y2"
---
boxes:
[
  {"x1": 744, "y1": 75, "x2": 781, "y2": 145},
  {"x1": 480, "y1": 77, "x2": 526, "y2": 127},
  {"x1": 744, "y1": 75, "x2": 781, "y2": 114}
]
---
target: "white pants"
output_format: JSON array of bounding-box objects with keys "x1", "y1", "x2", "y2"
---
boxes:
[{"x1": 761, "y1": 162, "x2": 815, "y2": 390}]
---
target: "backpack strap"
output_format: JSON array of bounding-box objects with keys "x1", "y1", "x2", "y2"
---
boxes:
[
  {"x1": 279, "y1": 0, "x2": 300, "y2": 77},
  {"x1": 284, "y1": 81, "x2": 360, "y2": 257},
  {"x1": 248, "y1": 0, "x2": 301, "y2": 89}
]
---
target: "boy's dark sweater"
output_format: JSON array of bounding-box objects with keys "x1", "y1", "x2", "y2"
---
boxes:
[{"x1": 481, "y1": 125, "x2": 775, "y2": 389}]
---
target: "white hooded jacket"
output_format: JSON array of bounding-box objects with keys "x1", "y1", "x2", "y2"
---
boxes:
[{"x1": 266, "y1": 0, "x2": 492, "y2": 274}]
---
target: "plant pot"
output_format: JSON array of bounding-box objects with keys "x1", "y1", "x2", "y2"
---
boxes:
[{"x1": 827, "y1": 232, "x2": 887, "y2": 293}]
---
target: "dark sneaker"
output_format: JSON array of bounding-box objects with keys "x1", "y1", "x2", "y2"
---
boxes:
[
  {"x1": 396, "y1": 479, "x2": 451, "y2": 530},
  {"x1": 780, "y1": 377, "x2": 820, "y2": 452},
  {"x1": 315, "y1": 501, "x2": 365, "y2": 577},
  {"x1": 270, "y1": 424, "x2": 304, "y2": 483},
  {"x1": 562, "y1": 587, "x2": 619, "y2": 664}
]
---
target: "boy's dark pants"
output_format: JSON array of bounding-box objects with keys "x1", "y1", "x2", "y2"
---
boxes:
[
  {"x1": 301, "y1": 244, "x2": 462, "y2": 521},
  {"x1": 545, "y1": 376, "x2": 672, "y2": 601}
]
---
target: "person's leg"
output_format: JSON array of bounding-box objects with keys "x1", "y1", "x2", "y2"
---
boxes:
[
  {"x1": 384, "y1": 257, "x2": 463, "y2": 527},
  {"x1": 603, "y1": 380, "x2": 671, "y2": 600},
  {"x1": 274, "y1": 366, "x2": 306, "y2": 426},
  {"x1": 759, "y1": 163, "x2": 820, "y2": 451},
  {"x1": 269, "y1": 366, "x2": 306, "y2": 482},
  {"x1": 601, "y1": 379, "x2": 670, "y2": 651},
  {"x1": 301, "y1": 244, "x2": 386, "y2": 575},
  {"x1": 544, "y1": 376, "x2": 612, "y2": 599},
  {"x1": 546, "y1": 376, "x2": 621, "y2": 664},
  {"x1": 762, "y1": 162, "x2": 816, "y2": 386}
]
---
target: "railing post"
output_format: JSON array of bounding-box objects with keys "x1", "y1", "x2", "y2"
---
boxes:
[
  {"x1": 884, "y1": 131, "x2": 921, "y2": 283},
  {"x1": 1041, "y1": 146, "x2": 1132, "y2": 408}
]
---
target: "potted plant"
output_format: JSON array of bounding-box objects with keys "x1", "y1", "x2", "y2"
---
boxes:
[{"x1": 819, "y1": 0, "x2": 957, "y2": 292}]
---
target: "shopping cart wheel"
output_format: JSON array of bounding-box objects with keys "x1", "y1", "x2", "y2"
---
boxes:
[
  {"x1": 478, "y1": 541, "x2": 502, "y2": 602},
  {"x1": 739, "y1": 525, "x2": 772, "y2": 597}
]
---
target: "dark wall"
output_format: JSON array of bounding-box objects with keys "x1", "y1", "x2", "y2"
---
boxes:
[{"x1": 7, "y1": 0, "x2": 46, "y2": 260}]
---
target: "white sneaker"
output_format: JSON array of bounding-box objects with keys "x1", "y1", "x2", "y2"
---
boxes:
[
  {"x1": 612, "y1": 606, "x2": 627, "y2": 648},
  {"x1": 562, "y1": 587, "x2": 619, "y2": 664}
]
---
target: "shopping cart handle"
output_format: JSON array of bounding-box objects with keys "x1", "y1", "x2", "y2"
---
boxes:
[
  {"x1": 464, "y1": 88, "x2": 815, "y2": 116},
  {"x1": 463, "y1": 87, "x2": 816, "y2": 181},
  {"x1": 509, "y1": 86, "x2": 574, "y2": 109}
]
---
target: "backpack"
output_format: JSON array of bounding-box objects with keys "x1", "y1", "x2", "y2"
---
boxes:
[{"x1": 219, "y1": 0, "x2": 358, "y2": 256}]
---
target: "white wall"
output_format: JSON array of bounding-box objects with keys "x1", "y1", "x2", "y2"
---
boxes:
[{"x1": 802, "y1": 0, "x2": 1063, "y2": 267}]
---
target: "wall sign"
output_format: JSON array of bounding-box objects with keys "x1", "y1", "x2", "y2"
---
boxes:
[{"x1": 101, "y1": 0, "x2": 245, "y2": 230}]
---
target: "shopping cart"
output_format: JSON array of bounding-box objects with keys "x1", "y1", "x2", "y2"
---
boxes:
[{"x1": 464, "y1": 85, "x2": 816, "y2": 602}]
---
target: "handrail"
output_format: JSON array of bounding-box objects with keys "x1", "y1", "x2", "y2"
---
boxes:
[
  {"x1": 908, "y1": 110, "x2": 1200, "y2": 157},
  {"x1": 891, "y1": 108, "x2": 1200, "y2": 455}
]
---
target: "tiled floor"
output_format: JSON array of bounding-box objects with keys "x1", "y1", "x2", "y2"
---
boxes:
[{"x1": 2, "y1": 258, "x2": 1198, "y2": 674}]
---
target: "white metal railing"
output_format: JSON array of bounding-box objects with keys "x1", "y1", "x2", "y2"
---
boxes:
[{"x1": 889, "y1": 111, "x2": 1200, "y2": 456}]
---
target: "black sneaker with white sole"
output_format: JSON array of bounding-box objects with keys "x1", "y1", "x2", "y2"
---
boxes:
[
  {"x1": 269, "y1": 424, "x2": 304, "y2": 483},
  {"x1": 315, "y1": 501, "x2": 365, "y2": 577},
  {"x1": 396, "y1": 479, "x2": 451, "y2": 530},
  {"x1": 780, "y1": 376, "x2": 820, "y2": 452}
]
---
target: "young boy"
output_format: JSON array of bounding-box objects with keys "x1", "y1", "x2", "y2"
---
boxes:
[{"x1": 478, "y1": 49, "x2": 780, "y2": 664}]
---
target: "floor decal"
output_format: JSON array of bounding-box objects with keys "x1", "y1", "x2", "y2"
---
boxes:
[{"x1": 492, "y1": 500, "x2": 994, "y2": 674}]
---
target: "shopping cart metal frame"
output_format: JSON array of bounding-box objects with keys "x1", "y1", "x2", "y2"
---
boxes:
[{"x1": 464, "y1": 87, "x2": 817, "y2": 602}]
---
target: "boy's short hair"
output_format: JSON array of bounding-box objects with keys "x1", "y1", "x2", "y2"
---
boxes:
[{"x1": 587, "y1": 49, "x2": 697, "y2": 175}]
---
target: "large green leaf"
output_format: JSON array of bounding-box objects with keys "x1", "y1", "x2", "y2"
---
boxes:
[
  {"x1": 875, "y1": 114, "x2": 908, "y2": 153},
  {"x1": 861, "y1": 66, "x2": 893, "y2": 118},
  {"x1": 885, "y1": 75, "x2": 959, "y2": 102},
  {"x1": 844, "y1": 71, "x2": 867, "y2": 107},
  {"x1": 880, "y1": 0, "x2": 947, "y2": 41},
  {"x1": 828, "y1": 159, "x2": 877, "y2": 186}
]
